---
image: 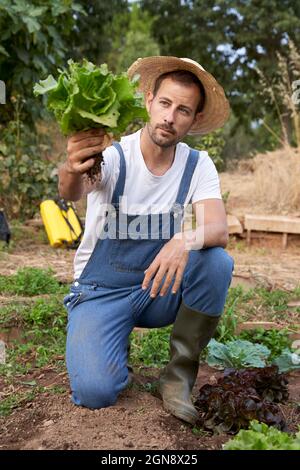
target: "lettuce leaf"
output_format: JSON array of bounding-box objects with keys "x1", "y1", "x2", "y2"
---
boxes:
[
  {"x1": 207, "y1": 339, "x2": 271, "y2": 369},
  {"x1": 223, "y1": 420, "x2": 300, "y2": 450},
  {"x1": 273, "y1": 348, "x2": 300, "y2": 373},
  {"x1": 33, "y1": 59, "x2": 148, "y2": 136}
]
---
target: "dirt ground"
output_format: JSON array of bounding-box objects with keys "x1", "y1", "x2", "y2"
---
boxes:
[
  {"x1": 1, "y1": 364, "x2": 299, "y2": 451},
  {"x1": 1, "y1": 162, "x2": 300, "y2": 450}
]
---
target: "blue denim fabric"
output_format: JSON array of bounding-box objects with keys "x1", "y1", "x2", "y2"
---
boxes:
[
  {"x1": 63, "y1": 143, "x2": 234, "y2": 409},
  {"x1": 64, "y1": 247, "x2": 233, "y2": 409}
]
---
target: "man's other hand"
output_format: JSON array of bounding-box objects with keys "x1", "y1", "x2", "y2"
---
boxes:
[{"x1": 142, "y1": 238, "x2": 189, "y2": 298}]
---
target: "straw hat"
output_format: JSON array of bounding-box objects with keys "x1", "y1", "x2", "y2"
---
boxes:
[{"x1": 127, "y1": 56, "x2": 230, "y2": 135}]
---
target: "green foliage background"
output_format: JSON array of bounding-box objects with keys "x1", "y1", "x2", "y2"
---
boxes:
[{"x1": 1, "y1": 0, "x2": 300, "y2": 217}]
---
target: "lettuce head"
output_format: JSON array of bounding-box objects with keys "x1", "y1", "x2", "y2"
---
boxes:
[{"x1": 33, "y1": 59, "x2": 149, "y2": 136}]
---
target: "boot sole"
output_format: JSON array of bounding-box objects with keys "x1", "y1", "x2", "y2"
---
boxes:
[{"x1": 163, "y1": 401, "x2": 198, "y2": 425}]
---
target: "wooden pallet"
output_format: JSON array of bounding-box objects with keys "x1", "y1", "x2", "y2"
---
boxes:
[{"x1": 245, "y1": 214, "x2": 300, "y2": 249}]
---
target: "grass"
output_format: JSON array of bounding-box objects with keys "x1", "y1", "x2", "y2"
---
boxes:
[
  {"x1": 0, "y1": 296, "x2": 67, "y2": 376},
  {"x1": 129, "y1": 326, "x2": 172, "y2": 368},
  {"x1": 0, "y1": 390, "x2": 36, "y2": 417},
  {"x1": 218, "y1": 284, "x2": 300, "y2": 327},
  {"x1": 0, "y1": 268, "x2": 68, "y2": 381},
  {"x1": 0, "y1": 266, "x2": 65, "y2": 296}
]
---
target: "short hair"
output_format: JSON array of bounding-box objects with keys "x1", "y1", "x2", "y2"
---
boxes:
[{"x1": 153, "y1": 70, "x2": 205, "y2": 113}]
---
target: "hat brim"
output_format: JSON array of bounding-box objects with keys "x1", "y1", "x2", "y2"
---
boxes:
[{"x1": 127, "y1": 56, "x2": 230, "y2": 135}]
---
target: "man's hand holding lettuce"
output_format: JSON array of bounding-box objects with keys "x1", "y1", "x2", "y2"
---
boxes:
[{"x1": 34, "y1": 59, "x2": 148, "y2": 183}]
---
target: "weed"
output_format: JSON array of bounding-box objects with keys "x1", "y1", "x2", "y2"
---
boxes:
[
  {"x1": 130, "y1": 327, "x2": 172, "y2": 367},
  {"x1": 192, "y1": 426, "x2": 211, "y2": 437},
  {"x1": 239, "y1": 328, "x2": 292, "y2": 361},
  {"x1": 0, "y1": 295, "x2": 67, "y2": 375},
  {"x1": 215, "y1": 286, "x2": 245, "y2": 343},
  {"x1": 0, "y1": 390, "x2": 36, "y2": 416},
  {"x1": 46, "y1": 385, "x2": 67, "y2": 395},
  {"x1": 0, "y1": 267, "x2": 62, "y2": 296},
  {"x1": 142, "y1": 380, "x2": 159, "y2": 394},
  {"x1": 222, "y1": 190, "x2": 230, "y2": 205},
  {"x1": 257, "y1": 288, "x2": 289, "y2": 312}
]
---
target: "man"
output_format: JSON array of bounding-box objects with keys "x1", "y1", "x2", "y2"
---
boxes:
[{"x1": 59, "y1": 56, "x2": 233, "y2": 425}]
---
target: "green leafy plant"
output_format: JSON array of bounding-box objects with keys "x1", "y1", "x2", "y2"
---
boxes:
[
  {"x1": 273, "y1": 349, "x2": 300, "y2": 373},
  {"x1": 184, "y1": 128, "x2": 226, "y2": 170},
  {"x1": 215, "y1": 299, "x2": 239, "y2": 344},
  {"x1": 0, "y1": 0, "x2": 85, "y2": 126},
  {"x1": 33, "y1": 59, "x2": 148, "y2": 136},
  {"x1": 207, "y1": 339, "x2": 271, "y2": 369},
  {"x1": 0, "y1": 267, "x2": 61, "y2": 296},
  {"x1": 223, "y1": 420, "x2": 300, "y2": 450},
  {"x1": 129, "y1": 326, "x2": 171, "y2": 367},
  {"x1": 0, "y1": 101, "x2": 58, "y2": 219},
  {"x1": 0, "y1": 390, "x2": 36, "y2": 417},
  {"x1": 239, "y1": 328, "x2": 292, "y2": 361},
  {"x1": 0, "y1": 294, "x2": 67, "y2": 376}
]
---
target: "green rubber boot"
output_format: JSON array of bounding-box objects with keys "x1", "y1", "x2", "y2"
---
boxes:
[{"x1": 159, "y1": 302, "x2": 220, "y2": 425}]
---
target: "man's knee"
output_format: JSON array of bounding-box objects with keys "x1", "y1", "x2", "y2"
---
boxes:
[
  {"x1": 187, "y1": 247, "x2": 233, "y2": 286},
  {"x1": 183, "y1": 247, "x2": 234, "y2": 315},
  {"x1": 205, "y1": 247, "x2": 234, "y2": 285},
  {"x1": 71, "y1": 375, "x2": 122, "y2": 409}
]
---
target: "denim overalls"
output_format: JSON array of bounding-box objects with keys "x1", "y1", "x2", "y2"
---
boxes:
[{"x1": 64, "y1": 143, "x2": 233, "y2": 409}]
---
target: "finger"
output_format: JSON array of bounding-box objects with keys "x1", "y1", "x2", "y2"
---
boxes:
[
  {"x1": 70, "y1": 128, "x2": 105, "y2": 143},
  {"x1": 74, "y1": 144, "x2": 106, "y2": 163},
  {"x1": 71, "y1": 136, "x2": 107, "y2": 153},
  {"x1": 171, "y1": 265, "x2": 185, "y2": 294},
  {"x1": 75, "y1": 158, "x2": 96, "y2": 174},
  {"x1": 150, "y1": 265, "x2": 168, "y2": 298},
  {"x1": 159, "y1": 266, "x2": 177, "y2": 297},
  {"x1": 142, "y1": 262, "x2": 160, "y2": 290}
]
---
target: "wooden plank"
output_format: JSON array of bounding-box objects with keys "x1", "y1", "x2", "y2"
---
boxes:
[
  {"x1": 244, "y1": 214, "x2": 300, "y2": 234},
  {"x1": 282, "y1": 232, "x2": 288, "y2": 249},
  {"x1": 235, "y1": 321, "x2": 281, "y2": 334},
  {"x1": 227, "y1": 214, "x2": 243, "y2": 234}
]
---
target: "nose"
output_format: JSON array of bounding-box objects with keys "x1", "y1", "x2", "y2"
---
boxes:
[{"x1": 164, "y1": 108, "x2": 175, "y2": 125}]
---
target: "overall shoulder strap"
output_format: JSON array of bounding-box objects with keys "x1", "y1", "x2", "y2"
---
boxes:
[
  {"x1": 174, "y1": 148, "x2": 199, "y2": 207},
  {"x1": 111, "y1": 142, "x2": 126, "y2": 205}
]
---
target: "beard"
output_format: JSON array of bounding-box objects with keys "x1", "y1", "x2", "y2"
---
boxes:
[{"x1": 146, "y1": 122, "x2": 180, "y2": 148}]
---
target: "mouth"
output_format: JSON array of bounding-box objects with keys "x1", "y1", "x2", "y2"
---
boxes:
[{"x1": 157, "y1": 127, "x2": 175, "y2": 135}]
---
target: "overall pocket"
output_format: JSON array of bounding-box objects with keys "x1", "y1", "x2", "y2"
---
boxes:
[
  {"x1": 63, "y1": 291, "x2": 85, "y2": 311},
  {"x1": 109, "y1": 239, "x2": 165, "y2": 273},
  {"x1": 63, "y1": 282, "x2": 90, "y2": 311}
]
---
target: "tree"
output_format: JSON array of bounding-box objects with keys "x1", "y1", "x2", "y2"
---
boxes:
[
  {"x1": 70, "y1": 0, "x2": 129, "y2": 65},
  {"x1": 0, "y1": 0, "x2": 84, "y2": 126},
  {"x1": 104, "y1": 3, "x2": 160, "y2": 74},
  {"x1": 141, "y1": 0, "x2": 300, "y2": 146}
]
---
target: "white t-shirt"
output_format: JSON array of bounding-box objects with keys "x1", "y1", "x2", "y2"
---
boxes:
[{"x1": 73, "y1": 129, "x2": 221, "y2": 279}]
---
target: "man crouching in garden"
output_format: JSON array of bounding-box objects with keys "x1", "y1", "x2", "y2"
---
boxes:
[{"x1": 58, "y1": 56, "x2": 234, "y2": 425}]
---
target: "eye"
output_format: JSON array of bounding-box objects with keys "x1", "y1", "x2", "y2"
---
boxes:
[
  {"x1": 179, "y1": 108, "x2": 190, "y2": 116},
  {"x1": 160, "y1": 100, "x2": 169, "y2": 107}
]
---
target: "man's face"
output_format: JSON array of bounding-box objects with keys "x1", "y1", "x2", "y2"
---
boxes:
[{"x1": 145, "y1": 77, "x2": 202, "y2": 148}]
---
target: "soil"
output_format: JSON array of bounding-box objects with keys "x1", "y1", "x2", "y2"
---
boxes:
[{"x1": 1, "y1": 364, "x2": 299, "y2": 450}]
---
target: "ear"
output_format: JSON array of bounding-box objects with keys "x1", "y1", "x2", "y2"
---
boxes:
[
  {"x1": 192, "y1": 111, "x2": 203, "y2": 127},
  {"x1": 145, "y1": 91, "x2": 154, "y2": 113}
]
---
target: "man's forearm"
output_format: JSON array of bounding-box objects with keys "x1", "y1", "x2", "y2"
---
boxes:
[
  {"x1": 174, "y1": 223, "x2": 228, "y2": 250},
  {"x1": 58, "y1": 162, "x2": 85, "y2": 201}
]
